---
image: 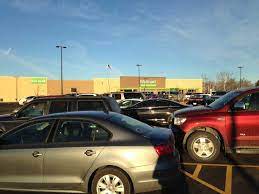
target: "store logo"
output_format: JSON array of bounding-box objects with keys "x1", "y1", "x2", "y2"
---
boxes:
[{"x1": 140, "y1": 80, "x2": 157, "y2": 88}]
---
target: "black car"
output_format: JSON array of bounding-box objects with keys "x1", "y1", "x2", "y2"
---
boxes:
[
  {"x1": 0, "y1": 96, "x2": 120, "y2": 133},
  {"x1": 121, "y1": 98, "x2": 187, "y2": 126},
  {"x1": 187, "y1": 94, "x2": 210, "y2": 106}
]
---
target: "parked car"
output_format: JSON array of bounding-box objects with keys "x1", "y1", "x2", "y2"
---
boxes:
[
  {"x1": 187, "y1": 94, "x2": 210, "y2": 106},
  {"x1": 0, "y1": 111, "x2": 180, "y2": 194},
  {"x1": 122, "y1": 98, "x2": 187, "y2": 126},
  {"x1": 105, "y1": 92, "x2": 146, "y2": 102},
  {"x1": 184, "y1": 92, "x2": 194, "y2": 100},
  {"x1": 0, "y1": 96, "x2": 120, "y2": 133},
  {"x1": 170, "y1": 87, "x2": 259, "y2": 162},
  {"x1": 118, "y1": 99, "x2": 143, "y2": 109}
]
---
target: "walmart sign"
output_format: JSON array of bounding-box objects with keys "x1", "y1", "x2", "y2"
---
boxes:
[
  {"x1": 140, "y1": 80, "x2": 157, "y2": 88},
  {"x1": 31, "y1": 77, "x2": 47, "y2": 84}
]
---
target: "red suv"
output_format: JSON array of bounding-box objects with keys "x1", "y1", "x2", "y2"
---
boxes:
[{"x1": 171, "y1": 87, "x2": 259, "y2": 162}]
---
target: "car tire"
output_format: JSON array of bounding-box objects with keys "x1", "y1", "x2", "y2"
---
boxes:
[
  {"x1": 91, "y1": 167, "x2": 132, "y2": 194},
  {"x1": 187, "y1": 131, "x2": 220, "y2": 163}
]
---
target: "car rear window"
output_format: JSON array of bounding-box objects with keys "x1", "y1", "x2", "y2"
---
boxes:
[{"x1": 109, "y1": 114, "x2": 154, "y2": 137}]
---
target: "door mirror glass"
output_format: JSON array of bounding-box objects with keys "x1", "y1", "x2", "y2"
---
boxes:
[{"x1": 234, "y1": 101, "x2": 246, "y2": 110}]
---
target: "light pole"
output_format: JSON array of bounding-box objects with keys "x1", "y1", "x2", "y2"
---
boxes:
[
  {"x1": 136, "y1": 64, "x2": 142, "y2": 91},
  {"x1": 238, "y1": 66, "x2": 243, "y2": 88},
  {"x1": 56, "y1": 45, "x2": 67, "y2": 95}
]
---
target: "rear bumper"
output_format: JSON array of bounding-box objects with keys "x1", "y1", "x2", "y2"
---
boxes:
[{"x1": 131, "y1": 150, "x2": 181, "y2": 193}]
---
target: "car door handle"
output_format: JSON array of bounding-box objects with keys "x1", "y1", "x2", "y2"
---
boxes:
[
  {"x1": 32, "y1": 151, "x2": 42, "y2": 158},
  {"x1": 84, "y1": 150, "x2": 96, "y2": 156}
]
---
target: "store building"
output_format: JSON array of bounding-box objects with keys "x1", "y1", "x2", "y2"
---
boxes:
[{"x1": 0, "y1": 76, "x2": 202, "y2": 102}]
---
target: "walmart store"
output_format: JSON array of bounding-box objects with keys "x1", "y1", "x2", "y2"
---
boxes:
[{"x1": 0, "y1": 76, "x2": 202, "y2": 102}]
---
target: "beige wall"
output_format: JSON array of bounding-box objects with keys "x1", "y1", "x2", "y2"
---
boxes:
[
  {"x1": 93, "y1": 78, "x2": 120, "y2": 94},
  {"x1": 47, "y1": 80, "x2": 94, "y2": 95},
  {"x1": 166, "y1": 79, "x2": 203, "y2": 92},
  {"x1": 0, "y1": 76, "x2": 17, "y2": 102},
  {"x1": 0, "y1": 76, "x2": 47, "y2": 102}
]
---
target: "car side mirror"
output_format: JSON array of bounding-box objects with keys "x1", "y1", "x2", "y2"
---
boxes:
[{"x1": 234, "y1": 101, "x2": 246, "y2": 110}]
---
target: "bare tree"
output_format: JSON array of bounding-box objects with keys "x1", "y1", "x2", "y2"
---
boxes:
[{"x1": 216, "y1": 72, "x2": 233, "y2": 91}]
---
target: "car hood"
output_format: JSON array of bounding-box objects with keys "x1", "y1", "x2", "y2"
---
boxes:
[
  {"x1": 0, "y1": 114, "x2": 14, "y2": 121},
  {"x1": 174, "y1": 105, "x2": 213, "y2": 117}
]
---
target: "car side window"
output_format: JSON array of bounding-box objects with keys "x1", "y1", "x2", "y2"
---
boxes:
[
  {"x1": 247, "y1": 92, "x2": 259, "y2": 111},
  {"x1": 235, "y1": 92, "x2": 259, "y2": 111},
  {"x1": 18, "y1": 102, "x2": 46, "y2": 118},
  {"x1": 1, "y1": 121, "x2": 53, "y2": 145},
  {"x1": 49, "y1": 101, "x2": 68, "y2": 114},
  {"x1": 112, "y1": 94, "x2": 121, "y2": 100},
  {"x1": 78, "y1": 101, "x2": 105, "y2": 111},
  {"x1": 54, "y1": 120, "x2": 110, "y2": 143}
]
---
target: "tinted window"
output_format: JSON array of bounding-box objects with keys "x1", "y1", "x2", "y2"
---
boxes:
[
  {"x1": 134, "y1": 100, "x2": 156, "y2": 108},
  {"x1": 124, "y1": 93, "x2": 143, "y2": 99},
  {"x1": 1, "y1": 121, "x2": 53, "y2": 145},
  {"x1": 54, "y1": 120, "x2": 110, "y2": 142},
  {"x1": 155, "y1": 100, "x2": 171, "y2": 106},
  {"x1": 78, "y1": 101, "x2": 105, "y2": 111},
  {"x1": 49, "y1": 101, "x2": 68, "y2": 114},
  {"x1": 112, "y1": 94, "x2": 121, "y2": 100},
  {"x1": 19, "y1": 102, "x2": 46, "y2": 118}
]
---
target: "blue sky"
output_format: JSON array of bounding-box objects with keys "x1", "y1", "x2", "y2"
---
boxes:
[{"x1": 0, "y1": 0, "x2": 258, "y2": 82}]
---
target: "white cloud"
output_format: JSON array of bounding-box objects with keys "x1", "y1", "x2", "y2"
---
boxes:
[{"x1": 0, "y1": 48, "x2": 56, "y2": 79}]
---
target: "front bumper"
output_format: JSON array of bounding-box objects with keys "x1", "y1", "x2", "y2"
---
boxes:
[{"x1": 131, "y1": 149, "x2": 181, "y2": 193}]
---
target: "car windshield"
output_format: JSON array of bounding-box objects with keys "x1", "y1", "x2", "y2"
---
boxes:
[
  {"x1": 209, "y1": 91, "x2": 241, "y2": 109},
  {"x1": 109, "y1": 114, "x2": 153, "y2": 137}
]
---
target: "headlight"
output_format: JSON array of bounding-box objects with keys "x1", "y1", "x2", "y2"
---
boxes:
[{"x1": 174, "y1": 117, "x2": 187, "y2": 125}]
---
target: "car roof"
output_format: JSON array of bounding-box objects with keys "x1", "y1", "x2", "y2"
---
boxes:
[
  {"x1": 31, "y1": 111, "x2": 118, "y2": 121},
  {"x1": 234, "y1": 86, "x2": 259, "y2": 93},
  {"x1": 33, "y1": 95, "x2": 111, "y2": 101}
]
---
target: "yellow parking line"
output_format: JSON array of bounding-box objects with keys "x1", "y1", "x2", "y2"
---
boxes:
[
  {"x1": 181, "y1": 162, "x2": 259, "y2": 194},
  {"x1": 180, "y1": 168, "x2": 225, "y2": 194},
  {"x1": 193, "y1": 164, "x2": 202, "y2": 178},
  {"x1": 182, "y1": 162, "x2": 259, "y2": 169},
  {"x1": 225, "y1": 165, "x2": 233, "y2": 194}
]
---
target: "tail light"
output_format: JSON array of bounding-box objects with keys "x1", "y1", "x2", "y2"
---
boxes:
[{"x1": 154, "y1": 144, "x2": 174, "y2": 156}]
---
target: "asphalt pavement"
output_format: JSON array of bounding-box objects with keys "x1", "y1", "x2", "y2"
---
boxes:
[
  {"x1": 0, "y1": 153, "x2": 258, "y2": 194},
  {"x1": 151, "y1": 152, "x2": 259, "y2": 194}
]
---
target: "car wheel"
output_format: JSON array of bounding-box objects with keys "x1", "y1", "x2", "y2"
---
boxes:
[
  {"x1": 187, "y1": 131, "x2": 220, "y2": 162},
  {"x1": 91, "y1": 167, "x2": 131, "y2": 194}
]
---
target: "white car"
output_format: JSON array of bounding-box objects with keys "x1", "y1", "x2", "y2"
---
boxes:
[{"x1": 106, "y1": 92, "x2": 146, "y2": 102}]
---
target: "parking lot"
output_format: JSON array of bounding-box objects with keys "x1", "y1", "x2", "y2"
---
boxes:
[{"x1": 145, "y1": 153, "x2": 259, "y2": 194}]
